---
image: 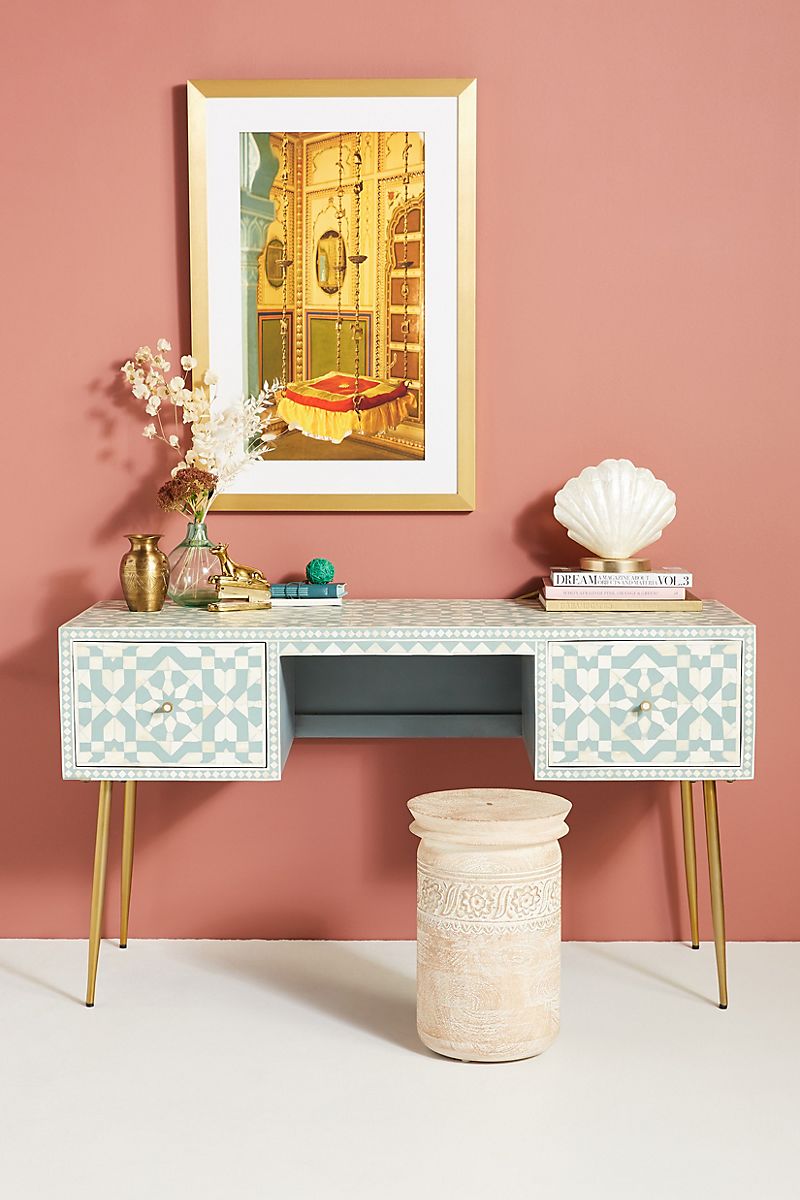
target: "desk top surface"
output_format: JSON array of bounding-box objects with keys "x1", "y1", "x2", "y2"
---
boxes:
[{"x1": 61, "y1": 598, "x2": 752, "y2": 635}]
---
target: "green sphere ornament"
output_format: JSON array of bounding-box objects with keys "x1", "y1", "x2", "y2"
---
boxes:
[{"x1": 306, "y1": 557, "x2": 335, "y2": 584}]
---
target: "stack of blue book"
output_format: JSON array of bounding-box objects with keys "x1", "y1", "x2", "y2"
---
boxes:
[{"x1": 270, "y1": 582, "x2": 347, "y2": 607}]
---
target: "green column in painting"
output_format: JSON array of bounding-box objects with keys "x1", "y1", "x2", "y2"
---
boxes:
[{"x1": 240, "y1": 133, "x2": 277, "y2": 396}]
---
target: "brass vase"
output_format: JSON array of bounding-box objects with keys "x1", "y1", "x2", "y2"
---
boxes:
[{"x1": 120, "y1": 534, "x2": 170, "y2": 612}]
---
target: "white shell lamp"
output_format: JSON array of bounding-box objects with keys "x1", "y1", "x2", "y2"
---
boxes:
[{"x1": 553, "y1": 458, "x2": 677, "y2": 572}]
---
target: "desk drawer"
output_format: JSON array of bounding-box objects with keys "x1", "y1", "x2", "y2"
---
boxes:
[
  {"x1": 72, "y1": 641, "x2": 267, "y2": 769},
  {"x1": 547, "y1": 640, "x2": 742, "y2": 769}
]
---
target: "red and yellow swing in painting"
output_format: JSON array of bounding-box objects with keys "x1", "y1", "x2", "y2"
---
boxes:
[
  {"x1": 272, "y1": 131, "x2": 416, "y2": 446},
  {"x1": 278, "y1": 373, "x2": 413, "y2": 445}
]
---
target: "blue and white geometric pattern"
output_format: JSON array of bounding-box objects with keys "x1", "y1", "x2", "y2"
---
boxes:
[
  {"x1": 58, "y1": 600, "x2": 755, "y2": 783},
  {"x1": 59, "y1": 597, "x2": 751, "y2": 635},
  {"x1": 547, "y1": 640, "x2": 742, "y2": 768},
  {"x1": 72, "y1": 641, "x2": 266, "y2": 770}
]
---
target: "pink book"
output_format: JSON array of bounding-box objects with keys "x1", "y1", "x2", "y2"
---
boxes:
[{"x1": 541, "y1": 577, "x2": 685, "y2": 600}]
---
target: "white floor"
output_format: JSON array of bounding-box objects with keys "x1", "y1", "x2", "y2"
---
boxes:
[{"x1": 1, "y1": 941, "x2": 798, "y2": 1199}]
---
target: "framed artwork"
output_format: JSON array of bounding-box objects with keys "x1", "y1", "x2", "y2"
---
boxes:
[{"x1": 187, "y1": 78, "x2": 476, "y2": 511}]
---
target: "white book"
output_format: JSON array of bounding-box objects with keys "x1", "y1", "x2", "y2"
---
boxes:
[
  {"x1": 550, "y1": 568, "x2": 692, "y2": 588},
  {"x1": 269, "y1": 597, "x2": 343, "y2": 607}
]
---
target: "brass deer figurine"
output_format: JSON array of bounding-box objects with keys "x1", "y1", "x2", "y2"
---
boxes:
[{"x1": 211, "y1": 543, "x2": 266, "y2": 585}]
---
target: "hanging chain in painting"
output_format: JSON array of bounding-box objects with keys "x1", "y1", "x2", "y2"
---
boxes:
[
  {"x1": 279, "y1": 132, "x2": 294, "y2": 390},
  {"x1": 348, "y1": 132, "x2": 367, "y2": 419},
  {"x1": 401, "y1": 131, "x2": 412, "y2": 387}
]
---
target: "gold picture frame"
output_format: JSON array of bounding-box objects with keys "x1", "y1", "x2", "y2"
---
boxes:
[{"x1": 187, "y1": 78, "x2": 476, "y2": 512}]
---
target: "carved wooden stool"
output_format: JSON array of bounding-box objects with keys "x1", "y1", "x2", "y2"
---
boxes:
[{"x1": 408, "y1": 789, "x2": 571, "y2": 1062}]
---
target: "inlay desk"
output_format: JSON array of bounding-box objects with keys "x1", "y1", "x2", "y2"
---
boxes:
[{"x1": 59, "y1": 599, "x2": 755, "y2": 1007}]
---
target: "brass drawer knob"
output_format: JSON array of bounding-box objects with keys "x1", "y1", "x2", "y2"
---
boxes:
[
  {"x1": 155, "y1": 701, "x2": 174, "y2": 714},
  {"x1": 638, "y1": 700, "x2": 652, "y2": 713}
]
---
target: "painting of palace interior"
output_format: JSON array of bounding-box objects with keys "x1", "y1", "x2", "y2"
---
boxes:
[{"x1": 240, "y1": 131, "x2": 425, "y2": 462}]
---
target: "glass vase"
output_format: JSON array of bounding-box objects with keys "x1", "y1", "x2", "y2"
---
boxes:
[{"x1": 167, "y1": 521, "x2": 218, "y2": 607}]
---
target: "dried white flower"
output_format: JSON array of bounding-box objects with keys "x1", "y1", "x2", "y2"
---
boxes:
[
  {"x1": 184, "y1": 386, "x2": 210, "y2": 424},
  {"x1": 126, "y1": 341, "x2": 264, "y2": 501}
]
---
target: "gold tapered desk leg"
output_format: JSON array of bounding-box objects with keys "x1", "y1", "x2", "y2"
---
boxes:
[
  {"x1": 680, "y1": 781, "x2": 700, "y2": 949},
  {"x1": 120, "y1": 781, "x2": 137, "y2": 949},
  {"x1": 86, "y1": 781, "x2": 113, "y2": 1007},
  {"x1": 703, "y1": 780, "x2": 728, "y2": 1009}
]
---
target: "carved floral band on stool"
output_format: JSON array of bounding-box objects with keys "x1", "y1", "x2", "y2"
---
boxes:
[{"x1": 408, "y1": 788, "x2": 571, "y2": 1063}]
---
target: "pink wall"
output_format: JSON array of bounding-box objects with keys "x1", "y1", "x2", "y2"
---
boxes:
[{"x1": 2, "y1": 1, "x2": 798, "y2": 940}]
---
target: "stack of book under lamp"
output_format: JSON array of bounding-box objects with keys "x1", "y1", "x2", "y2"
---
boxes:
[{"x1": 537, "y1": 568, "x2": 701, "y2": 613}]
